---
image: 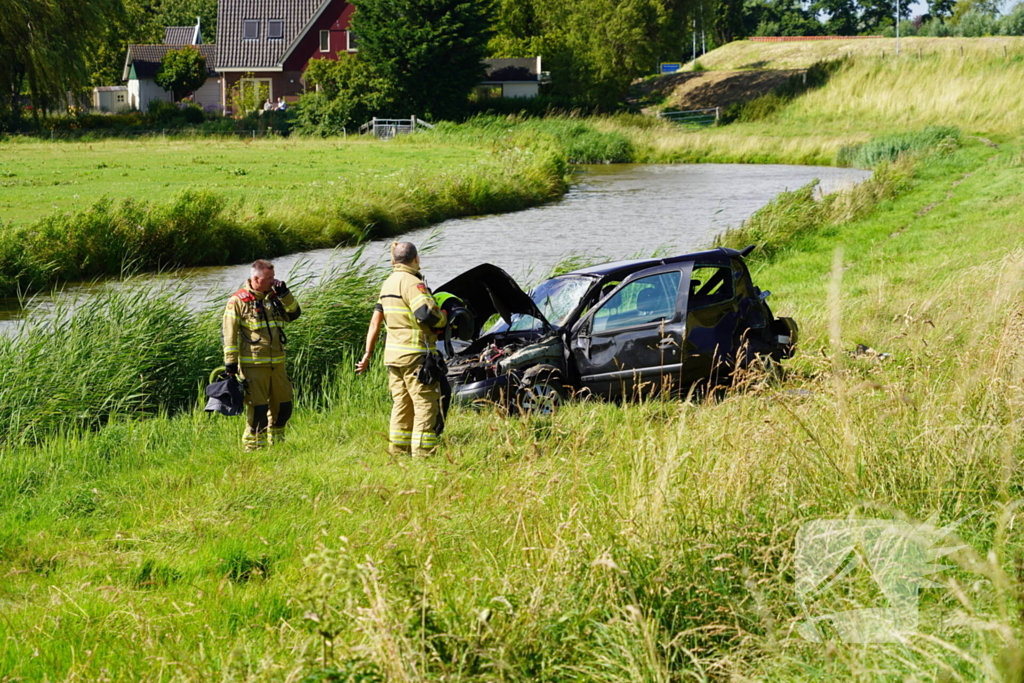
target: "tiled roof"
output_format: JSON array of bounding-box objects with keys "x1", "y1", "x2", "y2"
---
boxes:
[
  {"x1": 125, "y1": 44, "x2": 219, "y2": 80},
  {"x1": 165, "y1": 26, "x2": 200, "y2": 45},
  {"x1": 216, "y1": 0, "x2": 327, "y2": 70}
]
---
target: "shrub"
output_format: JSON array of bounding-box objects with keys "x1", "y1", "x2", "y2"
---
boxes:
[{"x1": 837, "y1": 126, "x2": 960, "y2": 168}]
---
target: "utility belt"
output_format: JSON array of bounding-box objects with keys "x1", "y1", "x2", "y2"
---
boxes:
[{"x1": 417, "y1": 352, "x2": 447, "y2": 386}]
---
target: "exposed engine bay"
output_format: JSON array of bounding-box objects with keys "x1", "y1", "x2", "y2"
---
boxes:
[{"x1": 446, "y1": 333, "x2": 564, "y2": 386}]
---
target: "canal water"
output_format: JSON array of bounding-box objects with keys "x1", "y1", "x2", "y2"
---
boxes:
[{"x1": 0, "y1": 163, "x2": 870, "y2": 329}]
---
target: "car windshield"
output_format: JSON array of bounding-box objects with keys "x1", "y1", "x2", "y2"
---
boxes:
[{"x1": 488, "y1": 275, "x2": 594, "y2": 334}]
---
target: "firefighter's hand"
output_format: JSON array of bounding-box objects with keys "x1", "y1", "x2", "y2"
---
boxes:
[
  {"x1": 225, "y1": 363, "x2": 238, "y2": 377},
  {"x1": 272, "y1": 280, "x2": 289, "y2": 296},
  {"x1": 355, "y1": 353, "x2": 371, "y2": 374}
]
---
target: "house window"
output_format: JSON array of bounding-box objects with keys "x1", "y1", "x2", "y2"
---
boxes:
[
  {"x1": 243, "y1": 20, "x2": 259, "y2": 40},
  {"x1": 116, "y1": 93, "x2": 125, "y2": 103},
  {"x1": 319, "y1": 30, "x2": 329, "y2": 52},
  {"x1": 268, "y1": 19, "x2": 283, "y2": 39},
  {"x1": 346, "y1": 31, "x2": 358, "y2": 51}
]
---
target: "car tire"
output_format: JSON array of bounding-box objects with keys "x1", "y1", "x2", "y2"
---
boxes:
[{"x1": 515, "y1": 376, "x2": 567, "y2": 416}]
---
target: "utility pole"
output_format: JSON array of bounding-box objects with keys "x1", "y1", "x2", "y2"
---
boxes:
[
  {"x1": 692, "y1": 18, "x2": 697, "y2": 62},
  {"x1": 700, "y1": 3, "x2": 706, "y2": 55}
]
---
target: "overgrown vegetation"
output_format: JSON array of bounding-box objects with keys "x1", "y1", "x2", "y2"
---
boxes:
[
  {"x1": 720, "y1": 58, "x2": 844, "y2": 123},
  {"x1": 836, "y1": 125, "x2": 960, "y2": 167},
  {"x1": 714, "y1": 125, "x2": 960, "y2": 257}
]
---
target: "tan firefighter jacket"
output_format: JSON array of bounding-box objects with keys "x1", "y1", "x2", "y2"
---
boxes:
[
  {"x1": 223, "y1": 281, "x2": 301, "y2": 366},
  {"x1": 376, "y1": 263, "x2": 447, "y2": 367}
]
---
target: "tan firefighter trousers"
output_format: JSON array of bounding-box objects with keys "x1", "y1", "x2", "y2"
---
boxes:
[{"x1": 387, "y1": 364, "x2": 440, "y2": 456}]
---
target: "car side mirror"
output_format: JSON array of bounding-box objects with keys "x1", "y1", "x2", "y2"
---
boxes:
[{"x1": 759, "y1": 289, "x2": 772, "y2": 301}]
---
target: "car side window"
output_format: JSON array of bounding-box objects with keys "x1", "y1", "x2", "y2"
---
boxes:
[
  {"x1": 592, "y1": 271, "x2": 680, "y2": 334},
  {"x1": 687, "y1": 265, "x2": 734, "y2": 310}
]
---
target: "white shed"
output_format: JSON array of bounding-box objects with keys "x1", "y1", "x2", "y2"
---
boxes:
[{"x1": 93, "y1": 86, "x2": 130, "y2": 112}]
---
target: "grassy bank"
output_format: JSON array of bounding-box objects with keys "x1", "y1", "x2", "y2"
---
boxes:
[
  {"x1": 0, "y1": 134, "x2": 570, "y2": 296},
  {"x1": 1, "y1": 137, "x2": 1023, "y2": 681},
  {"x1": 685, "y1": 36, "x2": 1024, "y2": 71}
]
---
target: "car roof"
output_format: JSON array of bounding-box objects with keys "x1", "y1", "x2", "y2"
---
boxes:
[{"x1": 566, "y1": 247, "x2": 742, "y2": 278}]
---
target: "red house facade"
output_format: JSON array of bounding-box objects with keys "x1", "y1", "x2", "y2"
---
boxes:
[{"x1": 215, "y1": 0, "x2": 356, "y2": 112}]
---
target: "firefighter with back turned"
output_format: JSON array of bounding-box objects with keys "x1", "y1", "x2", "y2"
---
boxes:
[{"x1": 356, "y1": 242, "x2": 448, "y2": 456}]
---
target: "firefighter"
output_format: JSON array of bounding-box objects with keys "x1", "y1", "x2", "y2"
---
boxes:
[
  {"x1": 355, "y1": 242, "x2": 447, "y2": 456},
  {"x1": 223, "y1": 259, "x2": 302, "y2": 451}
]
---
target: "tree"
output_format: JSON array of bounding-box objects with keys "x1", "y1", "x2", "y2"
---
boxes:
[
  {"x1": 1, "y1": 0, "x2": 123, "y2": 123},
  {"x1": 489, "y1": 0, "x2": 673, "y2": 111},
  {"x1": 352, "y1": 0, "x2": 495, "y2": 120},
  {"x1": 714, "y1": 0, "x2": 748, "y2": 43},
  {"x1": 155, "y1": 46, "x2": 208, "y2": 101},
  {"x1": 295, "y1": 57, "x2": 395, "y2": 134},
  {"x1": 813, "y1": 0, "x2": 859, "y2": 34}
]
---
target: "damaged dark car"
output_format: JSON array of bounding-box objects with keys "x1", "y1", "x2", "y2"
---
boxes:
[{"x1": 433, "y1": 246, "x2": 798, "y2": 413}]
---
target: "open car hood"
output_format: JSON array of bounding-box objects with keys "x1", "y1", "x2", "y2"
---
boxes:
[{"x1": 435, "y1": 263, "x2": 551, "y2": 338}]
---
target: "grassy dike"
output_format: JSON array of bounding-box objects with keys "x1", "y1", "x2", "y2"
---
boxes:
[{"x1": 3, "y1": 48, "x2": 1024, "y2": 680}]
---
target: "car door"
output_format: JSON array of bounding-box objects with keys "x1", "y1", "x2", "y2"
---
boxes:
[
  {"x1": 680, "y1": 261, "x2": 742, "y2": 386},
  {"x1": 570, "y1": 264, "x2": 691, "y2": 399}
]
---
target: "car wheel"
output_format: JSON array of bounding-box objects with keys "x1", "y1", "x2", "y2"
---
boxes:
[{"x1": 516, "y1": 376, "x2": 567, "y2": 415}]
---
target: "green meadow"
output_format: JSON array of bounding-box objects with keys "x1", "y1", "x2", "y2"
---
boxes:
[
  {"x1": 2, "y1": 43, "x2": 1024, "y2": 681},
  {"x1": 0, "y1": 137, "x2": 487, "y2": 226}
]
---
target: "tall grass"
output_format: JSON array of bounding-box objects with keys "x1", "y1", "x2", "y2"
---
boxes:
[
  {"x1": 0, "y1": 137, "x2": 1023, "y2": 683},
  {"x1": 0, "y1": 257, "x2": 380, "y2": 445}
]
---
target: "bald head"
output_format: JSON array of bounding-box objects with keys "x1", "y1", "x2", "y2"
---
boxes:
[{"x1": 391, "y1": 242, "x2": 418, "y2": 265}]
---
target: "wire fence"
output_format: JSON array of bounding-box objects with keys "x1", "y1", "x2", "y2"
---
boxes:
[{"x1": 3, "y1": 128, "x2": 292, "y2": 142}]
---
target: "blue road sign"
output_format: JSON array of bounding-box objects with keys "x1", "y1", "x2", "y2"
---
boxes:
[{"x1": 660, "y1": 62, "x2": 682, "y2": 74}]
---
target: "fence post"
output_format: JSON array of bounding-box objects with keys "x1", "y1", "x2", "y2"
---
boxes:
[{"x1": 715, "y1": 107, "x2": 720, "y2": 124}]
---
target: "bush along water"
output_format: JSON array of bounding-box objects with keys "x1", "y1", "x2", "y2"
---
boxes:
[{"x1": 837, "y1": 125, "x2": 961, "y2": 168}]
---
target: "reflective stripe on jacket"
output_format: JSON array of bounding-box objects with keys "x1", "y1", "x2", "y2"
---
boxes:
[
  {"x1": 223, "y1": 281, "x2": 301, "y2": 366},
  {"x1": 379, "y1": 264, "x2": 447, "y2": 367}
]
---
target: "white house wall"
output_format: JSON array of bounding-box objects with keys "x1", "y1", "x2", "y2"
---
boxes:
[
  {"x1": 502, "y1": 83, "x2": 539, "y2": 99},
  {"x1": 128, "y1": 79, "x2": 173, "y2": 110},
  {"x1": 194, "y1": 79, "x2": 222, "y2": 112}
]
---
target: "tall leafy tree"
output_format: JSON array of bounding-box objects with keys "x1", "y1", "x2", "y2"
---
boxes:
[
  {"x1": 0, "y1": 0, "x2": 123, "y2": 122},
  {"x1": 813, "y1": 0, "x2": 859, "y2": 33},
  {"x1": 352, "y1": 0, "x2": 495, "y2": 121},
  {"x1": 858, "y1": 0, "x2": 911, "y2": 31},
  {"x1": 155, "y1": 46, "x2": 208, "y2": 100},
  {"x1": 714, "y1": 0, "x2": 748, "y2": 43},
  {"x1": 489, "y1": 0, "x2": 672, "y2": 110}
]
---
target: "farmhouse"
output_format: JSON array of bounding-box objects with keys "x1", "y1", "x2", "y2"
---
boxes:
[
  {"x1": 123, "y1": 19, "x2": 222, "y2": 111},
  {"x1": 215, "y1": 0, "x2": 357, "y2": 112}
]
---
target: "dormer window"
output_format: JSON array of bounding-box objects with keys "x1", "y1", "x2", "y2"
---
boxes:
[
  {"x1": 243, "y1": 20, "x2": 259, "y2": 40},
  {"x1": 268, "y1": 20, "x2": 283, "y2": 39}
]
